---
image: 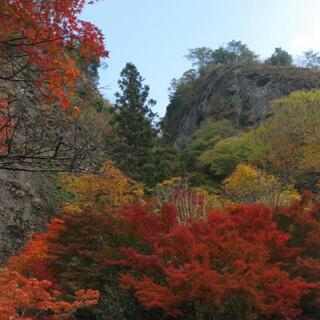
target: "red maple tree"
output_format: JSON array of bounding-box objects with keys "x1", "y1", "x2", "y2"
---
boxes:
[{"x1": 106, "y1": 204, "x2": 316, "y2": 319}]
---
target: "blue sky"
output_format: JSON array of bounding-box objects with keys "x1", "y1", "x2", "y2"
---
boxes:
[{"x1": 82, "y1": 0, "x2": 320, "y2": 117}]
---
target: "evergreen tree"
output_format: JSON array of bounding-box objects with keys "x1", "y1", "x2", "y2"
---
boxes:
[{"x1": 109, "y1": 63, "x2": 158, "y2": 183}]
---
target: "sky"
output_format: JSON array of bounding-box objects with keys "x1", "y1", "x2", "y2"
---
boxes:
[{"x1": 81, "y1": 0, "x2": 320, "y2": 117}]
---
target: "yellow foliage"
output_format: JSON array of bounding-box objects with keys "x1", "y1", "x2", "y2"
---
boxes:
[
  {"x1": 195, "y1": 189, "x2": 234, "y2": 211},
  {"x1": 222, "y1": 164, "x2": 300, "y2": 206},
  {"x1": 60, "y1": 203, "x2": 84, "y2": 214},
  {"x1": 279, "y1": 187, "x2": 301, "y2": 206},
  {"x1": 157, "y1": 177, "x2": 183, "y2": 187},
  {"x1": 59, "y1": 161, "x2": 144, "y2": 210},
  {"x1": 257, "y1": 90, "x2": 320, "y2": 180}
]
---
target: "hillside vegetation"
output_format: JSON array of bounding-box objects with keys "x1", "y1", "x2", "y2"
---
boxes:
[{"x1": 0, "y1": 2, "x2": 320, "y2": 320}]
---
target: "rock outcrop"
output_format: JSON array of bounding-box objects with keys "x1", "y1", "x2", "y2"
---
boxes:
[
  {"x1": 163, "y1": 64, "x2": 320, "y2": 147},
  {"x1": 0, "y1": 171, "x2": 58, "y2": 265}
]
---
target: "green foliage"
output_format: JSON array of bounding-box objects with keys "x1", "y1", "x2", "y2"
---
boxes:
[
  {"x1": 141, "y1": 143, "x2": 185, "y2": 188},
  {"x1": 108, "y1": 63, "x2": 158, "y2": 184},
  {"x1": 36, "y1": 173, "x2": 74, "y2": 209},
  {"x1": 105, "y1": 63, "x2": 185, "y2": 187},
  {"x1": 163, "y1": 120, "x2": 240, "y2": 191},
  {"x1": 113, "y1": 62, "x2": 157, "y2": 148},
  {"x1": 168, "y1": 69, "x2": 198, "y2": 101},
  {"x1": 93, "y1": 95, "x2": 107, "y2": 113},
  {"x1": 266, "y1": 47, "x2": 293, "y2": 65},
  {"x1": 185, "y1": 47, "x2": 215, "y2": 70},
  {"x1": 209, "y1": 46, "x2": 238, "y2": 65},
  {"x1": 186, "y1": 40, "x2": 259, "y2": 72},
  {"x1": 164, "y1": 71, "x2": 201, "y2": 138},
  {"x1": 198, "y1": 132, "x2": 268, "y2": 177},
  {"x1": 182, "y1": 119, "x2": 239, "y2": 174},
  {"x1": 188, "y1": 119, "x2": 238, "y2": 158},
  {"x1": 221, "y1": 40, "x2": 259, "y2": 64},
  {"x1": 186, "y1": 171, "x2": 221, "y2": 193}
]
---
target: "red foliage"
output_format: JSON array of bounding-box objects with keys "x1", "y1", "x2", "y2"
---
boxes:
[
  {"x1": 4, "y1": 216, "x2": 102, "y2": 319},
  {"x1": 107, "y1": 204, "x2": 316, "y2": 319},
  {"x1": 6, "y1": 197, "x2": 320, "y2": 319},
  {"x1": 0, "y1": 0, "x2": 107, "y2": 108},
  {"x1": 274, "y1": 197, "x2": 320, "y2": 317},
  {"x1": 274, "y1": 194, "x2": 320, "y2": 261},
  {"x1": 8, "y1": 218, "x2": 64, "y2": 283},
  {"x1": 30, "y1": 207, "x2": 126, "y2": 292},
  {"x1": 0, "y1": 268, "x2": 100, "y2": 320}
]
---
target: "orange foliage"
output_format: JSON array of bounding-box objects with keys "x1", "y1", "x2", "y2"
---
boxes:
[
  {"x1": 0, "y1": 268, "x2": 99, "y2": 320},
  {"x1": 8, "y1": 218, "x2": 64, "y2": 282},
  {"x1": 0, "y1": 0, "x2": 107, "y2": 108}
]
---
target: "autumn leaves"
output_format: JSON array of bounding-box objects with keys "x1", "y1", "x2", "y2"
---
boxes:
[{"x1": 2, "y1": 164, "x2": 320, "y2": 319}]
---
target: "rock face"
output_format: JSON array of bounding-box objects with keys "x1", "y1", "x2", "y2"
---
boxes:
[
  {"x1": 163, "y1": 64, "x2": 320, "y2": 147},
  {"x1": 0, "y1": 171, "x2": 58, "y2": 265}
]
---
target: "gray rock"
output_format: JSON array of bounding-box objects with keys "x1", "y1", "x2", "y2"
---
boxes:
[
  {"x1": 163, "y1": 64, "x2": 320, "y2": 147},
  {"x1": 0, "y1": 171, "x2": 56, "y2": 265}
]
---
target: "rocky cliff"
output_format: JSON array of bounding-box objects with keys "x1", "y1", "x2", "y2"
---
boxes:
[
  {"x1": 163, "y1": 64, "x2": 320, "y2": 147},
  {"x1": 0, "y1": 75, "x2": 111, "y2": 265},
  {"x1": 0, "y1": 171, "x2": 62, "y2": 264}
]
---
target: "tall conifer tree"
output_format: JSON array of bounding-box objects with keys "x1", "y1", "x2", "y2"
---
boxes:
[{"x1": 110, "y1": 63, "x2": 157, "y2": 182}]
